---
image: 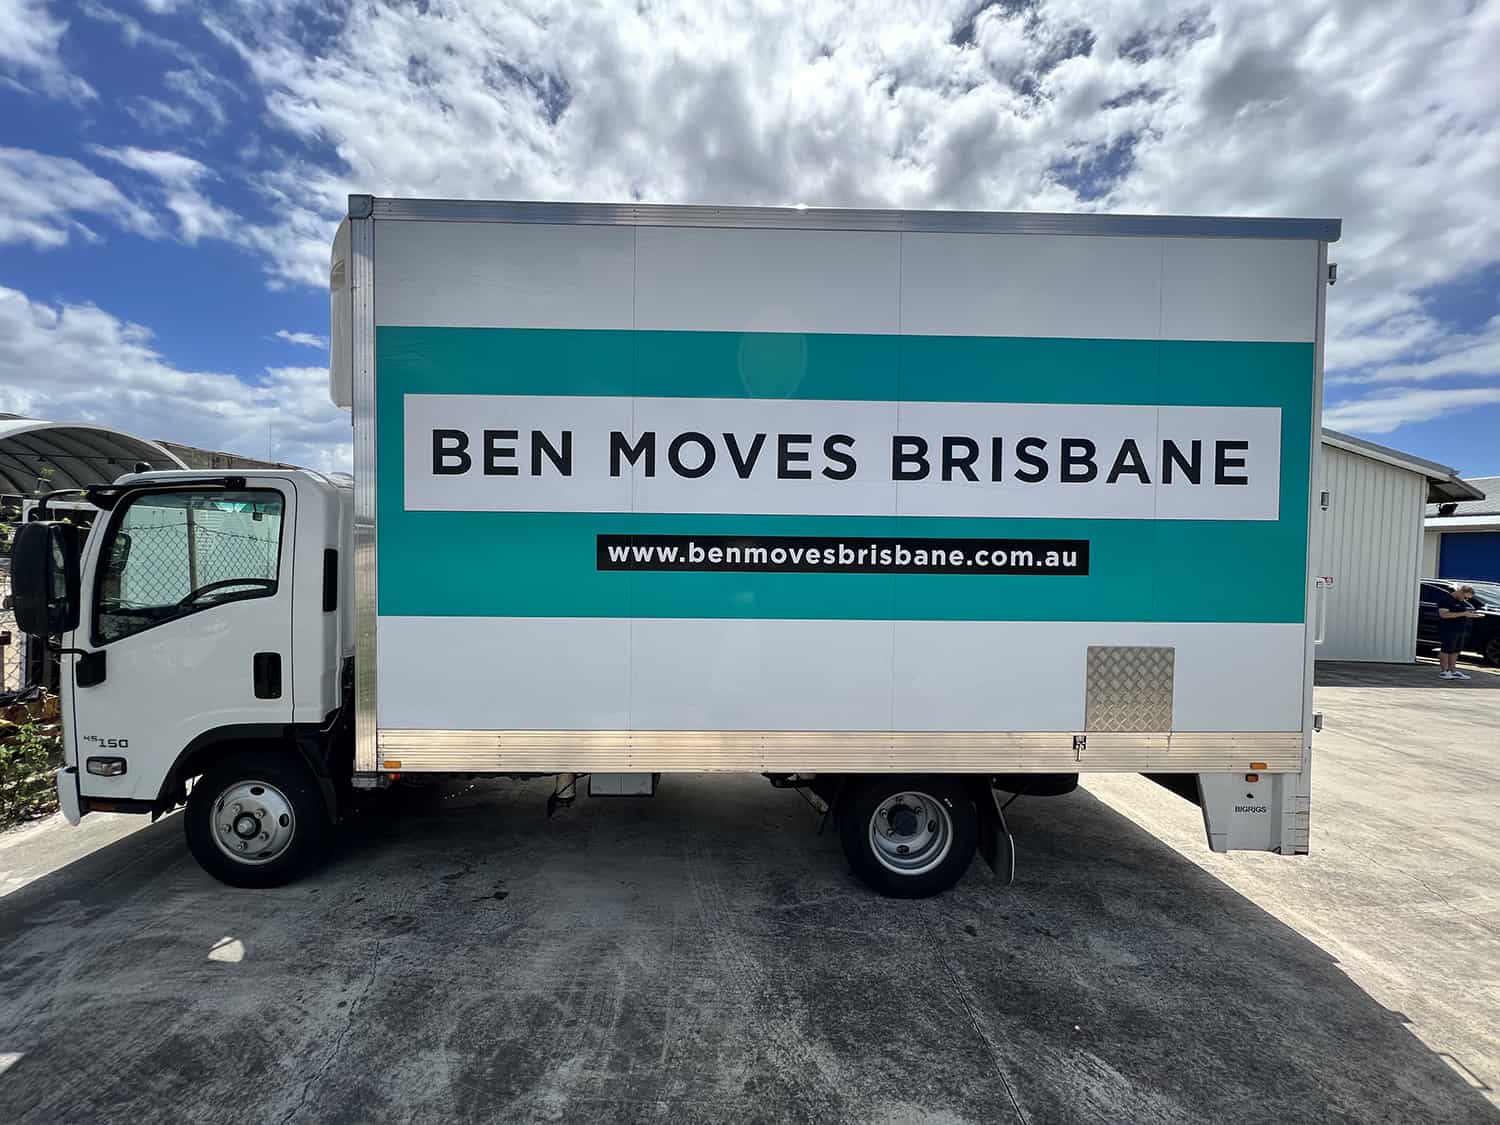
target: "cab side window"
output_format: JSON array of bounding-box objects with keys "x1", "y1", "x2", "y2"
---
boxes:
[{"x1": 94, "y1": 490, "x2": 284, "y2": 644}]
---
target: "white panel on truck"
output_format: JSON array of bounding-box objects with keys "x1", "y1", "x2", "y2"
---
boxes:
[
  {"x1": 375, "y1": 219, "x2": 636, "y2": 330},
  {"x1": 899, "y1": 233, "x2": 1164, "y2": 340},
  {"x1": 635, "y1": 226, "x2": 902, "y2": 335},
  {"x1": 1160, "y1": 237, "x2": 1319, "y2": 343}
]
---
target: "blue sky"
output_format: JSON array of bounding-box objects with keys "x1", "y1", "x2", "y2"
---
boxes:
[
  {"x1": 2, "y1": 0, "x2": 1498, "y2": 475},
  {"x1": 5, "y1": 5, "x2": 326, "y2": 374}
]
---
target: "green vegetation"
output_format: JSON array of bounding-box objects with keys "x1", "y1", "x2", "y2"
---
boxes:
[{"x1": 0, "y1": 697, "x2": 62, "y2": 826}]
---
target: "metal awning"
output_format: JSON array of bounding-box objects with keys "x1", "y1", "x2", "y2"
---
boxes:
[
  {"x1": 1427, "y1": 475, "x2": 1488, "y2": 505},
  {"x1": 0, "y1": 416, "x2": 187, "y2": 495}
]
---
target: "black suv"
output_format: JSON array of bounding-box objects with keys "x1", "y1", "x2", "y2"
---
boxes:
[{"x1": 1418, "y1": 579, "x2": 1500, "y2": 664}]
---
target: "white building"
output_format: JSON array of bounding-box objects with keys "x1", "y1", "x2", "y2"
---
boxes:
[{"x1": 1315, "y1": 430, "x2": 1482, "y2": 663}]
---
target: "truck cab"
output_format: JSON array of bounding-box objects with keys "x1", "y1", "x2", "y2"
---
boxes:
[{"x1": 16, "y1": 469, "x2": 353, "y2": 884}]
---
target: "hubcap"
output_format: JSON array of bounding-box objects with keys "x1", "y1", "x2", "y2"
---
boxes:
[
  {"x1": 212, "y1": 780, "x2": 296, "y2": 866},
  {"x1": 868, "y1": 790, "x2": 953, "y2": 876}
]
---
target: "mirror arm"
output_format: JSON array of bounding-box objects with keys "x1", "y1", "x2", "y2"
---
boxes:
[{"x1": 34, "y1": 488, "x2": 89, "y2": 519}]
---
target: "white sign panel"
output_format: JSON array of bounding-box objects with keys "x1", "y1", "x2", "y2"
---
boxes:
[{"x1": 403, "y1": 394, "x2": 1282, "y2": 521}]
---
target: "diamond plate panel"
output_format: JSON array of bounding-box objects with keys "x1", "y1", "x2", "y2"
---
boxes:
[{"x1": 1086, "y1": 646, "x2": 1175, "y2": 732}]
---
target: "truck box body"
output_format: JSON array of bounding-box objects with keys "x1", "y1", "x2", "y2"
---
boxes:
[{"x1": 330, "y1": 198, "x2": 1336, "y2": 854}]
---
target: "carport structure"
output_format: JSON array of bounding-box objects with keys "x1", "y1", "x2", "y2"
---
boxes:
[{"x1": 0, "y1": 415, "x2": 186, "y2": 494}]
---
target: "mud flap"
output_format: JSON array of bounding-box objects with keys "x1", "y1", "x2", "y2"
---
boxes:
[
  {"x1": 56, "y1": 766, "x2": 83, "y2": 826},
  {"x1": 976, "y1": 787, "x2": 1015, "y2": 886},
  {"x1": 1198, "y1": 772, "x2": 1300, "y2": 854}
]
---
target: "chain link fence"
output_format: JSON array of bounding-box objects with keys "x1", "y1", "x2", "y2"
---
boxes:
[{"x1": 0, "y1": 560, "x2": 22, "y2": 694}]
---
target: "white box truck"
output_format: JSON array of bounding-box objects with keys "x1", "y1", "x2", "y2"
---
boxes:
[{"x1": 11, "y1": 196, "x2": 1339, "y2": 897}]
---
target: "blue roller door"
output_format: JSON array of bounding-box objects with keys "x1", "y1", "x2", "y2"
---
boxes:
[{"x1": 1439, "y1": 532, "x2": 1500, "y2": 581}]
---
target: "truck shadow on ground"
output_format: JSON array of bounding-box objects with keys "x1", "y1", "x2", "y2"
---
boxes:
[
  {"x1": 0, "y1": 775, "x2": 1493, "y2": 1124},
  {"x1": 1317, "y1": 657, "x2": 1500, "y2": 689}
]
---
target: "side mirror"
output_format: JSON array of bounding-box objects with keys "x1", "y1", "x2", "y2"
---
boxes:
[{"x1": 11, "y1": 520, "x2": 83, "y2": 636}]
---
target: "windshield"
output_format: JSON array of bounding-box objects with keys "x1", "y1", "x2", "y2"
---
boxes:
[{"x1": 94, "y1": 489, "x2": 284, "y2": 644}]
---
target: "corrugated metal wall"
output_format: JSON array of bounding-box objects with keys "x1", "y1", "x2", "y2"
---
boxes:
[
  {"x1": 1315, "y1": 444, "x2": 1426, "y2": 662},
  {"x1": 1422, "y1": 530, "x2": 1440, "y2": 577}
]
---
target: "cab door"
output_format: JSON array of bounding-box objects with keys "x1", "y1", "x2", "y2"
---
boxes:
[{"x1": 66, "y1": 482, "x2": 296, "y2": 803}]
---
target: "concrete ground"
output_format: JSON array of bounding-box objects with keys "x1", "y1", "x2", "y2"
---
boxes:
[{"x1": 0, "y1": 662, "x2": 1496, "y2": 1124}]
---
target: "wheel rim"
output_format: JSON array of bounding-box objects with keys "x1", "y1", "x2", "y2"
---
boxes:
[
  {"x1": 868, "y1": 790, "x2": 953, "y2": 876},
  {"x1": 210, "y1": 780, "x2": 297, "y2": 866}
]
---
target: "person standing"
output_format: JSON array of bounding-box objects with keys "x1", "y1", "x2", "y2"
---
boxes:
[{"x1": 1436, "y1": 584, "x2": 1481, "y2": 680}]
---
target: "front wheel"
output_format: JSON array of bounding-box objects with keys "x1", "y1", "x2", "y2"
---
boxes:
[
  {"x1": 184, "y1": 752, "x2": 330, "y2": 888},
  {"x1": 1485, "y1": 635, "x2": 1500, "y2": 666},
  {"x1": 837, "y1": 776, "x2": 979, "y2": 898}
]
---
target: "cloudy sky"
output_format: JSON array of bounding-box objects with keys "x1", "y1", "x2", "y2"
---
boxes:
[{"x1": 1, "y1": 0, "x2": 1497, "y2": 475}]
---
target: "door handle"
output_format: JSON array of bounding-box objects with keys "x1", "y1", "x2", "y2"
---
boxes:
[
  {"x1": 1314, "y1": 578, "x2": 1332, "y2": 645},
  {"x1": 253, "y1": 652, "x2": 282, "y2": 699},
  {"x1": 75, "y1": 650, "x2": 106, "y2": 687}
]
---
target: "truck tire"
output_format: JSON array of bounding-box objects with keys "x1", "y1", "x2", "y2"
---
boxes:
[
  {"x1": 837, "y1": 775, "x2": 978, "y2": 898},
  {"x1": 184, "y1": 752, "x2": 331, "y2": 888}
]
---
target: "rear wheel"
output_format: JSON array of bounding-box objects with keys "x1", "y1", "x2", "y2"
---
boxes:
[
  {"x1": 1485, "y1": 635, "x2": 1500, "y2": 666},
  {"x1": 184, "y1": 752, "x2": 330, "y2": 888},
  {"x1": 837, "y1": 775, "x2": 978, "y2": 898}
]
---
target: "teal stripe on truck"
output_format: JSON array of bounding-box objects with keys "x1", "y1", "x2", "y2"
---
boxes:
[
  {"x1": 376, "y1": 326, "x2": 1311, "y2": 408},
  {"x1": 375, "y1": 327, "x2": 1313, "y2": 623}
]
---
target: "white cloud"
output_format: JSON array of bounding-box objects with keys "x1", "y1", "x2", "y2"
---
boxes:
[
  {"x1": 92, "y1": 145, "x2": 207, "y2": 183},
  {"x1": 0, "y1": 0, "x2": 94, "y2": 100},
  {"x1": 125, "y1": 95, "x2": 196, "y2": 132},
  {"x1": 90, "y1": 144, "x2": 237, "y2": 243},
  {"x1": 196, "y1": 0, "x2": 1500, "y2": 434},
  {"x1": 0, "y1": 286, "x2": 350, "y2": 472},
  {"x1": 0, "y1": 146, "x2": 158, "y2": 248},
  {"x1": 276, "y1": 329, "x2": 328, "y2": 349},
  {"x1": 1329, "y1": 315, "x2": 1500, "y2": 386},
  {"x1": 239, "y1": 162, "x2": 343, "y2": 288},
  {"x1": 1324, "y1": 387, "x2": 1500, "y2": 435},
  {"x1": 79, "y1": 0, "x2": 186, "y2": 56},
  {"x1": 119, "y1": 70, "x2": 236, "y2": 135},
  {"x1": 163, "y1": 66, "x2": 231, "y2": 129},
  {"x1": 0, "y1": 140, "x2": 242, "y2": 256}
]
